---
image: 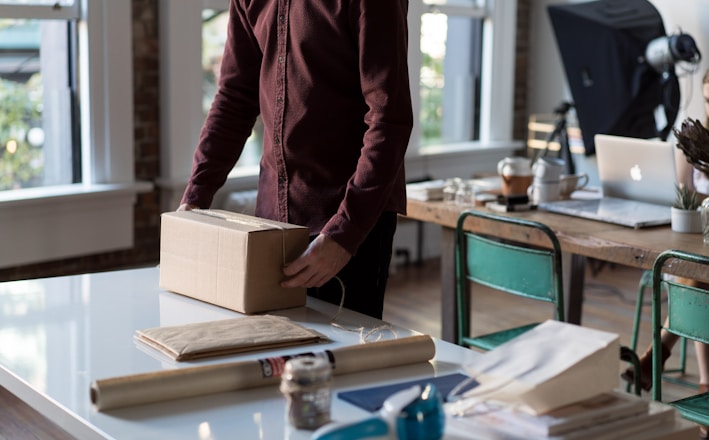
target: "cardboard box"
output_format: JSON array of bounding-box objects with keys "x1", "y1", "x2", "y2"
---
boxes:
[{"x1": 159, "y1": 210, "x2": 309, "y2": 314}]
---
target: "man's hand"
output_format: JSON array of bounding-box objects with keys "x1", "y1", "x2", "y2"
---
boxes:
[{"x1": 281, "y1": 234, "x2": 352, "y2": 288}]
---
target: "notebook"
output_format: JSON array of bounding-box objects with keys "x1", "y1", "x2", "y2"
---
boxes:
[{"x1": 539, "y1": 134, "x2": 677, "y2": 228}]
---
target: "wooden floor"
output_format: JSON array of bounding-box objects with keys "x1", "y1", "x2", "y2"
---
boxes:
[{"x1": 0, "y1": 257, "x2": 703, "y2": 438}]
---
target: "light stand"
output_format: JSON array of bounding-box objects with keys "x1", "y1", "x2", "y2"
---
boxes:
[{"x1": 542, "y1": 101, "x2": 575, "y2": 175}]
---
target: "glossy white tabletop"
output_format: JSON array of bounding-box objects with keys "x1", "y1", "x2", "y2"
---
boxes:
[{"x1": 0, "y1": 267, "x2": 481, "y2": 440}]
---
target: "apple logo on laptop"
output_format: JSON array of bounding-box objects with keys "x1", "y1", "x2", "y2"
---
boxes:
[{"x1": 630, "y1": 164, "x2": 643, "y2": 181}]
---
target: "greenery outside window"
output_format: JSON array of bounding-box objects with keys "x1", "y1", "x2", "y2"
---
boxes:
[{"x1": 0, "y1": 2, "x2": 78, "y2": 191}]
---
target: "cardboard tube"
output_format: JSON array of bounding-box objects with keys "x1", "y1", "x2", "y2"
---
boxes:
[{"x1": 91, "y1": 334, "x2": 435, "y2": 411}]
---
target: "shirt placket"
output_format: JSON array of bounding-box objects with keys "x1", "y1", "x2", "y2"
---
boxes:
[{"x1": 274, "y1": 0, "x2": 289, "y2": 223}]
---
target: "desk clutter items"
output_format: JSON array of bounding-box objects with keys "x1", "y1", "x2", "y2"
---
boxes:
[
  {"x1": 338, "y1": 373, "x2": 474, "y2": 413},
  {"x1": 90, "y1": 334, "x2": 435, "y2": 411},
  {"x1": 448, "y1": 391, "x2": 675, "y2": 439},
  {"x1": 444, "y1": 320, "x2": 682, "y2": 439},
  {"x1": 135, "y1": 315, "x2": 328, "y2": 361},
  {"x1": 159, "y1": 209, "x2": 309, "y2": 314},
  {"x1": 485, "y1": 194, "x2": 535, "y2": 213},
  {"x1": 447, "y1": 320, "x2": 619, "y2": 416},
  {"x1": 314, "y1": 384, "x2": 445, "y2": 440},
  {"x1": 405, "y1": 179, "x2": 447, "y2": 201}
]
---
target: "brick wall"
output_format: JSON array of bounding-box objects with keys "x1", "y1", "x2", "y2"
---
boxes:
[{"x1": 0, "y1": 0, "x2": 531, "y2": 282}]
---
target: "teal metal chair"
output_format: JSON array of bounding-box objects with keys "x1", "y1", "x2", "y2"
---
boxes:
[
  {"x1": 454, "y1": 210, "x2": 565, "y2": 351},
  {"x1": 454, "y1": 209, "x2": 643, "y2": 396},
  {"x1": 628, "y1": 270, "x2": 692, "y2": 392},
  {"x1": 651, "y1": 250, "x2": 709, "y2": 428}
]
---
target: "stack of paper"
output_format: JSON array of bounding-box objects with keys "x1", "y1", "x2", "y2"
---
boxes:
[
  {"x1": 447, "y1": 390, "x2": 677, "y2": 439},
  {"x1": 406, "y1": 179, "x2": 446, "y2": 201}
]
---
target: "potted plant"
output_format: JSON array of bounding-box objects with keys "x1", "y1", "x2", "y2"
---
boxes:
[{"x1": 671, "y1": 184, "x2": 702, "y2": 233}]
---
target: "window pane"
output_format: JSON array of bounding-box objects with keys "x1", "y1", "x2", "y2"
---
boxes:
[
  {"x1": 419, "y1": 12, "x2": 482, "y2": 146},
  {"x1": 0, "y1": 18, "x2": 75, "y2": 190},
  {"x1": 202, "y1": 9, "x2": 262, "y2": 170}
]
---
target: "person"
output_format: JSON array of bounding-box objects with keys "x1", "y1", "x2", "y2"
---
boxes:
[
  {"x1": 622, "y1": 68, "x2": 709, "y2": 439},
  {"x1": 178, "y1": 1, "x2": 414, "y2": 320}
]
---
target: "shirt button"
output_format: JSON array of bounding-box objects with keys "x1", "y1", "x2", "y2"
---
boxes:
[
  {"x1": 274, "y1": 136, "x2": 280, "y2": 145},
  {"x1": 278, "y1": 56, "x2": 284, "y2": 64},
  {"x1": 277, "y1": 97, "x2": 283, "y2": 104},
  {"x1": 279, "y1": 15, "x2": 285, "y2": 23}
]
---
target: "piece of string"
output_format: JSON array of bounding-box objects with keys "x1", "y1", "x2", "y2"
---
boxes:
[{"x1": 327, "y1": 276, "x2": 398, "y2": 344}]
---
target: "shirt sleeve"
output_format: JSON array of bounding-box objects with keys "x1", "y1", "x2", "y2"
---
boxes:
[{"x1": 321, "y1": 0, "x2": 414, "y2": 254}]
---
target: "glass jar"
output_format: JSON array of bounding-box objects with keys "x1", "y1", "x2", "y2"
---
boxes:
[
  {"x1": 701, "y1": 197, "x2": 709, "y2": 245},
  {"x1": 455, "y1": 180, "x2": 475, "y2": 206},
  {"x1": 442, "y1": 178, "x2": 461, "y2": 204},
  {"x1": 280, "y1": 357, "x2": 333, "y2": 429}
]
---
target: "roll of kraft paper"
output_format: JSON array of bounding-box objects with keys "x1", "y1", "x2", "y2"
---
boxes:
[{"x1": 91, "y1": 334, "x2": 435, "y2": 411}]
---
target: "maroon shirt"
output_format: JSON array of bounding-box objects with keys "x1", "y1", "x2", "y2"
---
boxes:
[{"x1": 181, "y1": 0, "x2": 413, "y2": 255}]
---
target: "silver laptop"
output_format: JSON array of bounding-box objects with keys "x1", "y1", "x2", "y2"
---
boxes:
[{"x1": 539, "y1": 134, "x2": 677, "y2": 228}]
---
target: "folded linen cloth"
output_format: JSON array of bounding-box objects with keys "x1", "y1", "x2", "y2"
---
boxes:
[{"x1": 135, "y1": 315, "x2": 328, "y2": 361}]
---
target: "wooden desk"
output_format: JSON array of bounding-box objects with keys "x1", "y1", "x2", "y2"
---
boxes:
[{"x1": 404, "y1": 199, "x2": 709, "y2": 343}]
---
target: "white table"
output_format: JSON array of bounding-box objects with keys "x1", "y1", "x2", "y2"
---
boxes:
[
  {"x1": 0, "y1": 267, "x2": 697, "y2": 439},
  {"x1": 0, "y1": 267, "x2": 481, "y2": 439}
]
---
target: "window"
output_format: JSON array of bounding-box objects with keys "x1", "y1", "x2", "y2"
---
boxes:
[
  {"x1": 0, "y1": 0, "x2": 151, "y2": 268},
  {"x1": 417, "y1": 3, "x2": 485, "y2": 147},
  {"x1": 0, "y1": 2, "x2": 78, "y2": 190},
  {"x1": 202, "y1": 6, "x2": 261, "y2": 170}
]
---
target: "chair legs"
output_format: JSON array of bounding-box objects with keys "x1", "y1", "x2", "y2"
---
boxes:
[{"x1": 628, "y1": 270, "x2": 693, "y2": 392}]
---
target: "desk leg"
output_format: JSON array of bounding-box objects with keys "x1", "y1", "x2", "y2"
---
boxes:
[
  {"x1": 441, "y1": 227, "x2": 460, "y2": 344},
  {"x1": 563, "y1": 253, "x2": 586, "y2": 324}
]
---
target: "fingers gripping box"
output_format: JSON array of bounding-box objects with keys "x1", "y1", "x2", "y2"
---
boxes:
[{"x1": 159, "y1": 210, "x2": 309, "y2": 314}]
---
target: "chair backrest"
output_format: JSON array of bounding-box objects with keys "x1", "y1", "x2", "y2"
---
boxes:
[
  {"x1": 651, "y1": 249, "x2": 709, "y2": 401},
  {"x1": 455, "y1": 210, "x2": 565, "y2": 344}
]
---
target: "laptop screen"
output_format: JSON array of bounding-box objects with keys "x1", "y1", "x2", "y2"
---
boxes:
[{"x1": 594, "y1": 134, "x2": 677, "y2": 206}]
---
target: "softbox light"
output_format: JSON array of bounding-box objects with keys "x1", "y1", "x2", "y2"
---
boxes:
[{"x1": 548, "y1": 0, "x2": 681, "y2": 155}]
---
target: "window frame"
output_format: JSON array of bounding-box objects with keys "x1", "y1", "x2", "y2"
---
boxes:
[{"x1": 0, "y1": 0, "x2": 152, "y2": 269}]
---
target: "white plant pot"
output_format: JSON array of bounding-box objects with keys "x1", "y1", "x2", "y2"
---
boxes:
[{"x1": 671, "y1": 207, "x2": 702, "y2": 233}]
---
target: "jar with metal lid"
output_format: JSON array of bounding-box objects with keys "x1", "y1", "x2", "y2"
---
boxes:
[{"x1": 280, "y1": 357, "x2": 333, "y2": 430}]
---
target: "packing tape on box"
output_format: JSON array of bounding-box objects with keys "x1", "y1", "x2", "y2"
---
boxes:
[
  {"x1": 90, "y1": 334, "x2": 435, "y2": 411},
  {"x1": 193, "y1": 209, "x2": 289, "y2": 264}
]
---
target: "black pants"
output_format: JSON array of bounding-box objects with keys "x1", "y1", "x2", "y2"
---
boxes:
[{"x1": 308, "y1": 211, "x2": 397, "y2": 319}]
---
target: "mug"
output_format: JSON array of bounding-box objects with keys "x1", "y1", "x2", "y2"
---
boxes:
[
  {"x1": 532, "y1": 157, "x2": 566, "y2": 183},
  {"x1": 498, "y1": 157, "x2": 532, "y2": 197},
  {"x1": 502, "y1": 174, "x2": 534, "y2": 197},
  {"x1": 497, "y1": 157, "x2": 532, "y2": 177},
  {"x1": 559, "y1": 173, "x2": 589, "y2": 199},
  {"x1": 528, "y1": 182, "x2": 561, "y2": 205}
]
